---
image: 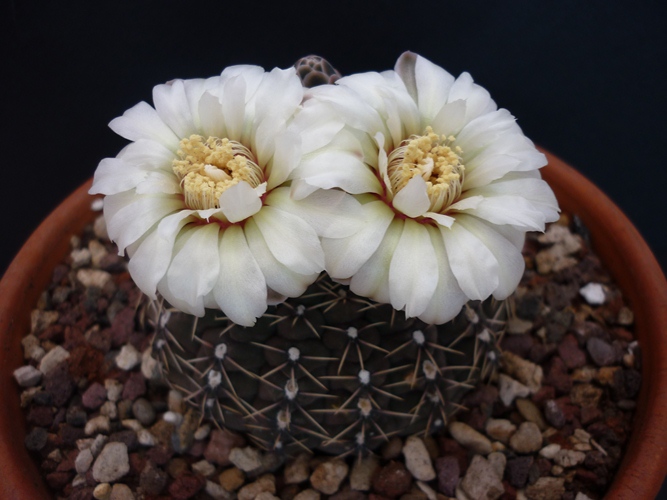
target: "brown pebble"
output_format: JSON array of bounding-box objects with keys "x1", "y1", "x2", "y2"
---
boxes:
[{"x1": 372, "y1": 461, "x2": 412, "y2": 498}]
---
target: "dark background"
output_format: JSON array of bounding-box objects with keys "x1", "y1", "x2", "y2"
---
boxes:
[{"x1": 3, "y1": 0, "x2": 667, "y2": 496}]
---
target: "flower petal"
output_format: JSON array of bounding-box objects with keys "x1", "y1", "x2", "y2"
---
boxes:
[
  {"x1": 213, "y1": 225, "x2": 267, "y2": 326},
  {"x1": 265, "y1": 129, "x2": 301, "y2": 190},
  {"x1": 349, "y1": 218, "x2": 404, "y2": 304},
  {"x1": 218, "y1": 181, "x2": 263, "y2": 223},
  {"x1": 441, "y1": 220, "x2": 499, "y2": 300},
  {"x1": 417, "y1": 225, "x2": 469, "y2": 324},
  {"x1": 164, "y1": 223, "x2": 221, "y2": 316},
  {"x1": 221, "y1": 74, "x2": 247, "y2": 141},
  {"x1": 408, "y1": 53, "x2": 456, "y2": 123},
  {"x1": 109, "y1": 101, "x2": 180, "y2": 149},
  {"x1": 104, "y1": 192, "x2": 182, "y2": 254},
  {"x1": 90, "y1": 158, "x2": 149, "y2": 195},
  {"x1": 455, "y1": 214, "x2": 525, "y2": 299},
  {"x1": 267, "y1": 187, "x2": 365, "y2": 239},
  {"x1": 388, "y1": 219, "x2": 438, "y2": 318},
  {"x1": 244, "y1": 218, "x2": 318, "y2": 297},
  {"x1": 153, "y1": 79, "x2": 195, "y2": 139},
  {"x1": 198, "y1": 90, "x2": 227, "y2": 139},
  {"x1": 117, "y1": 139, "x2": 175, "y2": 171},
  {"x1": 290, "y1": 101, "x2": 345, "y2": 155},
  {"x1": 392, "y1": 176, "x2": 430, "y2": 217},
  {"x1": 322, "y1": 200, "x2": 394, "y2": 279},
  {"x1": 252, "y1": 206, "x2": 325, "y2": 275},
  {"x1": 127, "y1": 210, "x2": 195, "y2": 297}
]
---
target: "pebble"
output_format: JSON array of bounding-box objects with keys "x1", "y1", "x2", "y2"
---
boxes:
[
  {"x1": 168, "y1": 389, "x2": 185, "y2": 413},
  {"x1": 110, "y1": 483, "x2": 135, "y2": 500},
  {"x1": 349, "y1": 455, "x2": 379, "y2": 491},
  {"x1": 498, "y1": 373, "x2": 531, "y2": 406},
  {"x1": 488, "y1": 451, "x2": 506, "y2": 480},
  {"x1": 39, "y1": 345, "x2": 70, "y2": 374},
  {"x1": 82, "y1": 382, "x2": 108, "y2": 409},
  {"x1": 100, "y1": 401, "x2": 118, "y2": 420},
  {"x1": 580, "y1": 282, "x2": 606, "y2": 305},
  {"x1": 403, "y1": 436, "x2": 436, "y2": 481},
  {"x1": 506, "y1": 456, "x2": 533, "y2": 488},
  {"x1": 92, "y1": 442, "x2": 130, "y2": 482},
  {"x1": 31, "y1": 309, "x2": 59, "y2": 334},
  {"x1": 85, "y1": 415, "x2": 111, "y2": 435},
  {"x1": 294, "y1": 489, "x2": 321, "y2": 500},
  {"x1": 206, "y1": 480, "x2": 234, "y2": 500},
  {"x1": 285, "y1": 453, "x2": 311, "y2": 484},
  {"x1": 192, "y1": 459, "x2": 216, "y2": 477},
  {"x1": 24, "y1": 426, "x2": 48, "y2": 451},
  {"x1": 515, "y1": 398, "x2": 548, "y2": 430},
  {"x1": 220, "y1": 467, "x2": 246, "y2": 491},
  {"x1": 131, "y1": 398, "x2": 156, "y2": 427},
  {"x1": 71, "y1": 247, "x2": 92, "y2": 268},
  {"x1": 75, "y1": 448, "x2": 94, "y2": 474},
  {"x1": 524, "y1": 476, "x2": 566, "y2": 500},
  {"x1": 76, "y1": 268, "x2": 113, "y2": 289},
  {"x1": 168, "y1": 472, "x2": 206, "y2": 499},
  {"x1": 502, "y1": 351, "x2": 543, "y2": 392},
  {"x1": 116, "y1": 344, "x2": 141, "y2": 371},
  {"x1": 135, "y1": 429, "x2": 154, "y2": 446},
  {"x1": 587, "y1": 337, "x2": 616, "y2": 366},
  {"x1": 435, "y1": 456, "x2": 459, "y2": 497},
  {"x1": 141, "y1": 347, "x2": 161, "y2": 379},
  {"x1": 194, "y1": 424, "x2": 211, "y2": 441},
  {"x1": 310, "y1": 459, "x2": 349, "y2": 495},
  {"x1": 140, "y1": 460, "x2": 168, "y2": 495},
  {"x1": 485, "y1": 418, "x2": 516, "y2": 444},
  {"x1": 204, "y1": 429, "x2": 246, "y2": 466},
  {"x1": 459, "y1": 455, "x2": 504, "y2": 500},
  {"x1": 21, "y1": 334, "x2": 45, "y2": 361},
  {"x1": 230, "y1": 446, "x2": 263, "y2": 473},
  {"x1": 93, "y1": 483, "x2": 111, "y2": 500},
  {"x1": 238, "y1": 474, "x2": 276, "y2": 500},
  {"x1": 553, "y1": 449, "x2": 586, "y2": 467},
  {"x1": 509, "y1": 422, "x2": 543, "y2": 454},
  {"x1": 13, "y1": 365, "x2": 43, "y2": 387},
  {"x1": 105, "y1": 379, "x2": 124, "y2": 402},
  {"x1": 372, "y1": 461, "x2": 412, "y2": 498},
  {"x1": 539, "y1": 443, "x2": 562, "y2": 459},
  {"x1": 448, "y1": 421, "x2": 493, "y2": 455}
]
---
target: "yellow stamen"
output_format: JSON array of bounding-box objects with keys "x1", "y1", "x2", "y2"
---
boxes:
[
  {"x1": 172, "y1": 135, "x2": 264, "y2": 210},
  {"x1": 387, "y1": 126, "x2": 464, "y2": 213}
]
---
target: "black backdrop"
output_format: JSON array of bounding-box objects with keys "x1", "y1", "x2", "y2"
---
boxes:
[{"x1": 3, "y1": 0, "x2": 667, "y2": 496}]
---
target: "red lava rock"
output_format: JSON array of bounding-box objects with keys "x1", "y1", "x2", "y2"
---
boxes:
[
  {"x1": 110, "y1": 307, "x2": 136, "y2": 347},
  {"x1": 59, "y1": 424, "x2": 87, "y2": 447},
  {"x1": 141, "y1": 460, "x2": 169, "y2": 496},
  {"x1": 611, "y1": 327, "x2": 634, "y2": 342},
  {"x1": 147, "y1": 445, "x2": 174, "y2": 466},
  {"x1": 56, "y1": 449, "x2": 78, "y2": 472},
  {"x1": 44, "y1": 362, "x2": 75, "y2": 407},
  {"x1": 435, "y1": 456, "x2": 459, "y2": 496},
  {"x1": 528, "y1": 343, "x2": 557, "y2": 364},
  {"x1": 69, "y1": 487, "x2": 95, "y2": 500},
  {"x1": 203, "y1": 429, "x2": 245, "y2": 466},
  {"x1": 81, "y1": 381, "x2": 107, "y2": 409},
  {"x1": 46, "y1": 470, "x2": 73, "y2": 490},
  {"x1": 506, "y1": 456, "x2": 534, "y2": 488},
  {"x1": 39, "y1": 323, "x2": 65, "y2": 342},
  {"x1": 555, "y1": 397, "x2": 581, "y2": 423},
  {"x1": 64, "y1": 325, "x2": 87, "y2": 350},
  {"x1": 88, "y1": 328, "x2": 112, "y2": 352},
  {"x1": 68, "y1": 344, "x2": 106, "y2": 382},
  {"x1": 372, "y1": 461, "x2": 412, "y2": 498},
  {"x1": 167, "y1": 472, "x2": 206, "y2": 500},
  {"x1": 501, "y1": 334, "x2": 535, "y2": 358},
  {"x1": 532, "y1": 385, "x2": 557, "y2": 404},
  {"x1": 122, "y1": 371, "x2": 147, "y2": 401},
  {"x1": 130, "y1": 452, "x2": 148, "y2": 475},
  {"x1": 27, "y1": 405, "x2": 55, "y2": 428},
  {"x1": 580, "y1": 406, "x2": 602, "y2": 425},
  {"x1": 558, "y1": 334, "x2": 587, "y2": 369},
  {"x1": 545, "y1": 356, "x2": 572, "y2": 394},
  {"x1": 437, "y1": 437, "x2": 469, "y2": 472}
]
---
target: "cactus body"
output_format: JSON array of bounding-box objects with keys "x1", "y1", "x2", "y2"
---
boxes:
[{"x1": 148, "y1": 275, "x2": 503, "y2": 457}]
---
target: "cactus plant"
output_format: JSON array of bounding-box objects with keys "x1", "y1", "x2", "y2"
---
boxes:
[{"x1": 146, "y1": 274, "x2": 504, "y2": 456}]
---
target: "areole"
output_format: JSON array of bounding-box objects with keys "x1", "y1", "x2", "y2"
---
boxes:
[{"x1": 0, "y1": 150, "x2": 666, "y2": 499}]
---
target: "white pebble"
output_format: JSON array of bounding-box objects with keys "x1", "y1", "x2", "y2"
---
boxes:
[
  {"x1": 579, "y1": 282, "x2": 606, "y2": 305},
  {"x1": 13, "y1": 365, "x2": 43, "y2": 387},
  {"x1": 85, "y1": 415, "x2": 111, "y2": 435},
  {"x1": 105, "y1": 379, "x2": 124, "y2": 402},
  {"x1": 137, "y1": 429, "x2": 156, "y2": 446},
  {"x1": 115, "y1": 344, "x2": 141, "y2": 371},
  {"x1": 163, "y1": 411, "x2": 183, "y2": 425},
  {"x1": 75, "y1": 448, "x2": 94, "y2": 474},
  {"x1": 39, "y1": 345, "x2": 70, "y2": 375}
]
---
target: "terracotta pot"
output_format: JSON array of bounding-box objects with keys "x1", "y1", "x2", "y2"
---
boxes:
[{"x1": 1, "y1": 151, "x2": 666, "y2": 499}]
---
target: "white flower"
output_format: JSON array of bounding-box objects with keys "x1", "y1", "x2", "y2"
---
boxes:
[
  {"x1": 90, "y1": 65, "x2": 359, "y2": 326},
  {"x1": 292, "y1": 52, "x2": 560, "y2": 324}
]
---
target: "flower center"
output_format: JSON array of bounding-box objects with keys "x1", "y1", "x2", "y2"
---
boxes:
[
  {"x1": 172, "y1": 135, "x2": 264, "y2": 210},
  {"x1": 387, "y1": 126, "x2": 464, "y2": 213}
]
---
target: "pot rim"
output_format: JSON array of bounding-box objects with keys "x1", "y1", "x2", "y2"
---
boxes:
[{"x1": 0, "y1": 151, "x2": 666, "y2": 499}]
